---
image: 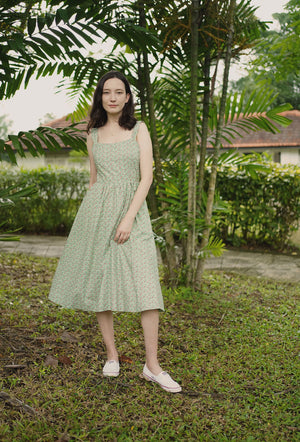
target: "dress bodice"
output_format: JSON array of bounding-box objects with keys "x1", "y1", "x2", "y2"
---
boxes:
[{"x1": 91, "y1": 122, "x2": 141, "y2": 186}]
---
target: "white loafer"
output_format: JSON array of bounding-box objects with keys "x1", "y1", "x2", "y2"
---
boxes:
[
  {"x1": 143, "y1": 364, "x2": 182, "y2": 393},
  {"x1": 103, "y1": 360, "x2": 120, "y2": 377}
]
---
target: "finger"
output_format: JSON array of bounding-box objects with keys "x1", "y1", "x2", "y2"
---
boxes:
[
  {"x1": 118, "y1": 234, "x2": 130, "y2": 244},
  {"x1": 118, "y1": 234, "x2": 125, "y2": 244},
  {"x1": 114, "y1": 230, "x2": 123, "y2": 242}
]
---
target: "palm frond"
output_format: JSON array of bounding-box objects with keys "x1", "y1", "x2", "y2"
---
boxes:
[
  {"x1": 197, "y1": 236, "x2": 226, "y2": 259},
  {"x1": 0, "y1": 2, "x2": 161, "y2": 99},
  {"x1": 1, "y1": 125, "x2": 86, "y2": 164},
  {"x1": 208, "y1": 87, "x2": 293, "y2": 148}
]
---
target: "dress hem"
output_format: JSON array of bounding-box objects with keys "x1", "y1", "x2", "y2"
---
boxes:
[{"x1": 48, "y1": 298, "x2": 164, "y2": 313}]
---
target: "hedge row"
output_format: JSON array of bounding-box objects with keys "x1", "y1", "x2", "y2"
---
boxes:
[
  {"x1": 0, "y1": 166, "x2": 89, "y2": 235},
  {"x1": 1, "y1": 164, "x2": 300, "y2": 248},
  {"x1": 213, "y1": 163, "x2": 300, "y2": 248}
]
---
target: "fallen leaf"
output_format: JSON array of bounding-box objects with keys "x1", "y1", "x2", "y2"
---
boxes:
[
  {"x1": 60, "y1": 331, "x2": 78, "y2": 343},
  {"x1": 57, "y1": 433, "x2": 70, "y2": 442},
  {"x1": 34, "y1": 336, "x2": 55, "y2": 341},
  {"x1": 58, "y1": 355, "x2": 72, "y2": 366},
  {"x1": 120, "y1": 354, "x2": 133, "y2": 364},
  {"x1": 0, "y1": 390, "x2": 36, "y2": 415},
  {"x1": 4, "y1": 364, "x2": 26, "y2": 369},
  {"x1": 0, "y1": 391, "x2": 10, "y2": 400},
  {"x1": 44, "y1": 355, "x2": 58, "y2": 367}
]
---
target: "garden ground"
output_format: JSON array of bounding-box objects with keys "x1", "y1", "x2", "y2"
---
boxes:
[{"x1": 0, "y1": 252, "x2": 299, "y2": 441}]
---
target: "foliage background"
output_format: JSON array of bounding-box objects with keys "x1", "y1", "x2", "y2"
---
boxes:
[
  {"x1": 0, "y1": 167, "x2": 88, "y2": 235},
  {"x1": 213, "y1": 163, "x2": 300, "y2": 248},
  {"x1": 230, "y1": 0, "x2": 300, "y2": 109}
]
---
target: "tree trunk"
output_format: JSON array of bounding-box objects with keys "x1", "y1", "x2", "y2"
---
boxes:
[
  {"x1": 136, "y1": 50, "x2": 158, "y2": 220},
  {"x1": 137, "y1": 52, "x2": 147, "y2": 121},
  {"x1": 186, "y1": 0, "x2": 200, "y2": 285},
  {"x1": 195, "y1": 0, "x2": 236, "y2": 287},
  {"x1": 138, "y1": 1, "x2": 177, "y2": 285},
  {"x1": 197, "y1": 51, "x2": 211, "y2": 207}
]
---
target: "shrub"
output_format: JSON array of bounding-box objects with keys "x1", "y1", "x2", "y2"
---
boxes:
[
  {"x1": 0, "y1": 166, "x2": 89, "y2": 235},
  {"x1": 213, "y1": 162, "x2": 300, "y2": 249}
]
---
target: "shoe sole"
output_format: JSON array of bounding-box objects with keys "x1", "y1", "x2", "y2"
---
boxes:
[
  {"x1": 143, "y1": 373, "x2": 182, "y2": 393},
  {"x1": 103, "y1": 372, "x2": 119, "y2": 377}
]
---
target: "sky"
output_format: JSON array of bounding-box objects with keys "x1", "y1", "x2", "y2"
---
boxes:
[{"x1": 1, "y1": 0, "x2": 287, "y2": 134}]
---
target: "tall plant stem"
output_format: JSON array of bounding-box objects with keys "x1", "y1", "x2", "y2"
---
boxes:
[
  {"x1": 138, "y1": 1, "x2": 177, "y2": 285},
  {"x1": 136, "y1": 24, "x2": 158, "y2": 221},
  {"x1": 186, "y1": 0, "x2": 200, "y2": 285},
  {"x1": 195, "y1": 0, "x2": 236, "y2": 287},
  {"x1": 137, "y1": 52, "x2": 147, "y2": 121},
  {"x1": 197, "y1": 51, "x2": 211, "y2": 206}
]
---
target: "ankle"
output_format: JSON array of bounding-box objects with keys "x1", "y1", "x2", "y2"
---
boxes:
[
  {"x1": 106, "y1": 350, "x2": 118, "y2": 361},
  {"x1": 146, "y1": 361, "x2": 162, "y2": 376}
]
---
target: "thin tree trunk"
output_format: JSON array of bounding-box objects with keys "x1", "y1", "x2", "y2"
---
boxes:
[
  {"x1": 143, "y1": 50, "x2": 177, "y2": 285},
  {"x1": 136, "y1": 51, "x2": 159, "y2": 219},
  {"x1": 137, "y1": 52, "x2": 147, "y2": 121},
  {"x1": 194, "y1": 51, "x2": 211, "y2": 278},
  {"x1": 146, "y1": 181, "x2": 159, "y2": 218},
  {"x1": 195, "y1": 0, "x2": 236, "y2": 287},
  {"x1": 197, "y1": 51, "x2": 211, "y2": 207},
  {"x1": 186, "y1": 0, "x2": 200, "y2": 285},
  {"x1": 138, "y1": 1, "x2": 177, "y2": 285}
]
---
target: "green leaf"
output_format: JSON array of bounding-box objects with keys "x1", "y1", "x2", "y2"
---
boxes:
[
  {"x1": 37, "y1": 15, "x2": 46, "y2": 33},
  {"x1": 21, "y1": 138, "x2": 39, "y2": 157},
  {"x1": 0, "y1": 139, "x2": 17, "y2": 164},
  {"x1": 8, "y1": 135, "x2": 25, "y2": 157},
  {"x1": 27, "y1": 17, "x2": 36, "y2": 35},
  {"x1": 197, "y1": 236, "x2": 226, "y2": 259}
]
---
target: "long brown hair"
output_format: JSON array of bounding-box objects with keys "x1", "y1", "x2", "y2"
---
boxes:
[{"x1": 87, "y1": 71, "x2": 136, "y2": 133}]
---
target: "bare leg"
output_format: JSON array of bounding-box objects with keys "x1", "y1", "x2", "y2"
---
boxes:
[
  {"x1": 141, "y1": 309, "x2": 163, "y2": 375},
  {"x1": 96, "y1": 311, "x2": 118, "y2": 361}
]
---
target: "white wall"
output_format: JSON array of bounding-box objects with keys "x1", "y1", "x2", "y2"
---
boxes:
[{"x1": 280, "y1": 149, "x2": 300, "y2": 166}]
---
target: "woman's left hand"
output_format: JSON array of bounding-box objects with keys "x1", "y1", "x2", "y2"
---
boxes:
[{"x1": 114, "y1": 216, "x2": 134, "y2": 244}]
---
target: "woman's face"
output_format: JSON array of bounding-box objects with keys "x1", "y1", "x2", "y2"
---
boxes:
[{"x1": 102, "y1": 78, "x2": 130, "y2": 115}]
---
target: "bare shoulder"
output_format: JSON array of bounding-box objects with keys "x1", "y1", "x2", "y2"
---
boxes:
[
  {"x1": 137, "y1": 121, "x2": 151, "y2": 144},
  {"x1": 137, "y1": 121, "x2": 148, "y2": 134}
]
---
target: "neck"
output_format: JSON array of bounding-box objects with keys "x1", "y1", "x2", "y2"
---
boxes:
[{"x1": 106, "y1": 113, "x2": 121, "y2": 125}]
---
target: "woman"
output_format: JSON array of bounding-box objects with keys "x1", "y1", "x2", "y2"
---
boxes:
[{"x1": 49, "y1": 71, "x2": 181, "y2": 393}]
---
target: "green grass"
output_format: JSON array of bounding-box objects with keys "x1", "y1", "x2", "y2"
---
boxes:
[{"x1": 0, "y1": 253, "x2": 299, "y2": 441}]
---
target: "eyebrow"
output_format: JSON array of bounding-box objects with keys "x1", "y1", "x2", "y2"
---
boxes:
[{"x1": 103, "y1": 88, "x2": 125, "y2": 91}]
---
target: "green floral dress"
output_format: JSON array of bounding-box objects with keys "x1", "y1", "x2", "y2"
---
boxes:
[{"x1": 49, "y1": 122, "x2": 164, "y2": 312}]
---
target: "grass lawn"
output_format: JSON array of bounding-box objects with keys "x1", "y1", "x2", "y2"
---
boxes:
[{"x1": 0, "y1": 253, "x2": 299, "y2": 441}]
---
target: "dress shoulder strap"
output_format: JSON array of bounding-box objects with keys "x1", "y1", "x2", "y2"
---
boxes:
[
  {"x1": 90, "y1": 128, "x2": 98, "y2": 144},
  {"x1": 132, "y1": 121, "x2": 142, "y2": 138}
]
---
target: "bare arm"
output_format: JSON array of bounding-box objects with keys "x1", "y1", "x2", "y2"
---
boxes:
[
  {"x1": 87, "y1": 132, "x2": 97, "y2": 189},
  {"x1": 114, "y1": 122, "x2": 153, "y2": 244}
]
